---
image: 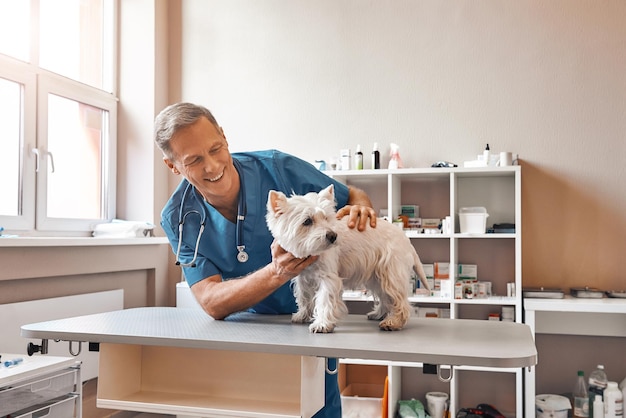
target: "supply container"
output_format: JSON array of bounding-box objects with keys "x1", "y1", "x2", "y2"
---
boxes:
[
  {"x1": 536, "y1": 394, "x2": 572, "y2": 418},
  {"x1": 459, "y1": 207, "x2": 489, "y2": 234},
  {"x1": 589, "y1": 365, "x2": 609, "y2": 418},
  {"x1": 604, "y1": 381, "x2": 623, "y2": 418},
  {"x1": 340, "y1": 383, "x2": 384, "y2": 417}
]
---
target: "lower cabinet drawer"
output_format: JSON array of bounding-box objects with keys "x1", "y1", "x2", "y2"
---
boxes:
[
  {"x1": 12, "y1": 394, "x2": 79, "y2": 418},
  {"x1": 0, "y1": 368, "x2": 79, "y2": 417}
]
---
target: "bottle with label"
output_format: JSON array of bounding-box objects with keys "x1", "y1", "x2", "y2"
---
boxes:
[
  {"x1": 604, "y1": 381, "x2": 623, "y2": 418},
  {"x1": 595, "y1": 395, "x2": 605, "y2": 418},
  {"x1": 340, "y1": 149, "x2": 351, "y2": 171},
  {"x1": 574, "y1": 370, "x2": 590, "y2": 417},
  {"x1": 590, "y1": 365, "x2": 609, "y2": 418},
  {"x1": 355, "y1": 145, "x2": 363, "y2": 170},
  {"x1": 371, "y1": 142, "x2": 380, "y2": 169}
]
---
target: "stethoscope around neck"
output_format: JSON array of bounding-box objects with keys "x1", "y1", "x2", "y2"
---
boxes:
[{"x1": 175, "y1": 160, "x2": 248, "y2": 267}]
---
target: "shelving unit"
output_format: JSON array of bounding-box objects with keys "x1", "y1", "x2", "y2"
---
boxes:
[
  {"x1": 330, "y1": 166, "x2": 522, "y2": 417},
  {"x1": 523, "y1": 297, "x2": 626, "y2": 418}
]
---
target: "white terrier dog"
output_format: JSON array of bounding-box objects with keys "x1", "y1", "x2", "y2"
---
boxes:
[{"x1": 266, "y1": 184, "x2": 430, "y2": 333}]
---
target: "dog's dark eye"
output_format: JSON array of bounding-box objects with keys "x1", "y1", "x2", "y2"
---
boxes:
[{"x1": 303, "y1": 217, "x2": 313, "y2": 226}]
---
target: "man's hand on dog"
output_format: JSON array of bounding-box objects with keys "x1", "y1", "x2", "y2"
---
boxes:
[
  {"x1": 336, "y1": 204, "x2": 377, "y2": 231},
  {"x1": 270, "y1": 240, "x2": 318, "y2": 279}
]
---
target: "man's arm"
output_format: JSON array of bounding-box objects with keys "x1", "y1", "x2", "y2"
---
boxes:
[
  {"x1": 336, "y1": 185, "x2": 377, "y2": 231},
  {"x1": 191, "y1": 241, "x2": 317, "y2": 320}
]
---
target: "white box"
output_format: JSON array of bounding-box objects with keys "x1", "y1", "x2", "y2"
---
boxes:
[
  {"x1": 341, "y1": 383, "x2": 383, "y2": 417},
  {"x1": 457, "y1": 264, "x2": 478, "y2": 279},
  {"x1": 422, "y1": 264, "x2": 434, "y2": 278},
  {"x1": 459, "y1": 207, "x2": 489, "y2": 234}
]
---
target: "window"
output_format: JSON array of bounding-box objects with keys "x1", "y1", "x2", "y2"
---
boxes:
[{"x1": 0, "y1": 0, "x2": 117, "y2": 234}]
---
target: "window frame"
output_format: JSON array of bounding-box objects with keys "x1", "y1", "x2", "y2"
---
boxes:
[
  {"x1": 0, "y1": 0, "x2": 118, "y2": 235},
  {"x1": 35, "y1": 72, "x2": 117, "y2": 232},
  {"x1": 0, "y1": 55, "x2": 37, "y2": 231}
]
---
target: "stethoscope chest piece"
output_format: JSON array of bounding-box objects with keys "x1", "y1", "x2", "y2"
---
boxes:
[{"x1": 237, "y1": 246, "x2": 249, "y2": 263}]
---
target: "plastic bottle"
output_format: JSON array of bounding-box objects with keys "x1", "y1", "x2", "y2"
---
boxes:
[
  {"x1": 371, "y1": 142, "x2": 380, "y2": 169},
  {"x1": 483, "y1": 143, "x2": 490, "y2": 164},
  {"x1": 340, "y1": 149, "x2": 351, "y2": 171},
  {"x1": 604, "y1": 381, "x2": 623, "y2": 418},
  {"x1": 388, "y1": 143, "x2": 402, "y2": 169},
  {"x1": 590, "y1": 366, "x2": 609, "y2": 418},
  {"x1": 595, "y1": 395, "x2": 605, "y2": 418},
  {"x1": 574, "y1": 370, "x2": 590, "y2": 417},
  {"x1": 355, "y1": 145, "x2": 363, "y2": 170}
]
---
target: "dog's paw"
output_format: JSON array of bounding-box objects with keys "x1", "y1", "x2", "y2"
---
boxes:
[
  {"x1": 309, "y1": 321, "x2": 336, "y2": 333},
  {"x1": 378, "y1": 317, "x2": 405, "y2": 331},
  {"x1": 292, "y1": 311, "x2": 312, "y2": 324}
]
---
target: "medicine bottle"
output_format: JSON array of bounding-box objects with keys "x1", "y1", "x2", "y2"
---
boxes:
[
  {"x1": 355, "y1": 145, "x2": 363, "y2": 170},
  {"x1": 371, "y1": 142, "x2": 380, "y2": 169},
  {"x1": 590, "y1": 365, "x2": 609, "y2": 418},
  {"x1": 604, "y1": 381, "x2": 623, "y2": 418},
  {"x1": 574, "y1": 370, "x2": 590, "y2": 417}
]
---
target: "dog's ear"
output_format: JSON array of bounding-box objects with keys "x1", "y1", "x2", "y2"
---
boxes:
[
  {"x1": 319, "y1": 184, "x2": 335, "y2": 201},
  {"x1": 268, "y1": 190, "x2": 288, "y2": 216}
]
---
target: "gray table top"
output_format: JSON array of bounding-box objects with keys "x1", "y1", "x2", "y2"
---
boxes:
[{"x1": 22, "y1": 307, "x2": 537, "y2": 368}]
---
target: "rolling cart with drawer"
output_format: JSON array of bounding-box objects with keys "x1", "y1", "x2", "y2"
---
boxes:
[{"x1": 0, "y1": 354, "x2": 81, "y2": 418}]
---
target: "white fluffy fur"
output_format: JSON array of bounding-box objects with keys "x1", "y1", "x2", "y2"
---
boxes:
[{"x1": 266, "y1": 185, "x2": 430, "y2": 333}]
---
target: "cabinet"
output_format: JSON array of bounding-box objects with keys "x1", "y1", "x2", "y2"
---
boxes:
[
  {"x1": 330, "y1": 167, "x2": 522, "y2": 417},
  {"x1": 524, "y1": 297, "x2": 626, "y2": 418},
  {"x1": 0, "y1": 354, "x2": 81, "y2": 418}
]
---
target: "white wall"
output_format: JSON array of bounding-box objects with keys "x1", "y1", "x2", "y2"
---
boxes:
[{"x1": 168, "y1": 1, "x2": 625, "y2": 290}]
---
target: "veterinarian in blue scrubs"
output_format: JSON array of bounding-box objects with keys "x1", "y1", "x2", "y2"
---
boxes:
[{"x1": 155, "y1": 102, "x2": 377, "y2": 417}]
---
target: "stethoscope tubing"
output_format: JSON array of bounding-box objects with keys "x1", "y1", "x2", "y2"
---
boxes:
[{"x1": 175, "y1": 159, "x2": 248, "y2": 267}]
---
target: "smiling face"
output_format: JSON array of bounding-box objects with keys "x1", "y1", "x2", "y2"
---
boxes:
[{"x1": 164, "y1": 116, "x2": 239, "y2": 208}]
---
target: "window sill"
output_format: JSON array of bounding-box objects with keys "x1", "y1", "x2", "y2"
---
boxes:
[{"x1": 0, "y1": 236, "x2": 170, "y2": 248}]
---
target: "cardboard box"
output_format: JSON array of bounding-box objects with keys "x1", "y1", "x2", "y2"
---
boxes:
[
  {"x1": 401, "y1": 205, "x2": 420, "y2": 218},
  {"x1": 434, "y1": 262, "x2": 449, "y2": 279},
  {"x1": 457, "y1": 264, "x2": 478, "y2": 280}
]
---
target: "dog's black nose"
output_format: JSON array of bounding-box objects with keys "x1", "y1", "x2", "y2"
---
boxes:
[{"x1": 326, "y1": 231, "x2": 337, "y2": 244}]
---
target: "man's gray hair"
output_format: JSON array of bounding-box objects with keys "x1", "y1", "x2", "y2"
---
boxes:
[{"x1": 154, "y1": 102, "x2": 219, "y2": 158}]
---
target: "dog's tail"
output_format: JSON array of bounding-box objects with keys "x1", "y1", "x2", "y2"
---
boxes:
[{"x1": 412, "y1": 251, "x2": 431, "y2": 291}]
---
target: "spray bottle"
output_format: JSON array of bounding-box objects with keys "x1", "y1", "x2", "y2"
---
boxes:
[{"x1": 388, "y1": 143, "x2": 403, "y2": 169}]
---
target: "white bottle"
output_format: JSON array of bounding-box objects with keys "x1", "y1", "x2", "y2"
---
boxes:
[
  {"x1": 604, "y1": 381, "x2": 623, "y2": 418},
  {"x1": 595, "y1": 396, "x2": 605, "y2": 418},
  {"x1": 340, "y1": 149, "x2": 351, "y2": 171}
]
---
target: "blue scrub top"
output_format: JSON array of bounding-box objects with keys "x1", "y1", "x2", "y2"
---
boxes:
[{"x1": 161, "y1": 150, "x2": 350, "y2": 314}]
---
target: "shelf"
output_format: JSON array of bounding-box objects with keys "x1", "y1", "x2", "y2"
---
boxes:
[
  {"x1": 0, "y1": 236, "x2": 169, "y2": 247},
  {"x1": 97, "y1": 343, "x2": 324, "y2": 418},
  {"x1": 333, "y1": 166, "x2": 523, "y2": 417},
  {"x1": 345, "y1": 294, "x2": 517, "y2": 306},
  {"x1": 524, "y1": 295, "x2": 626, "y2": 314}
]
